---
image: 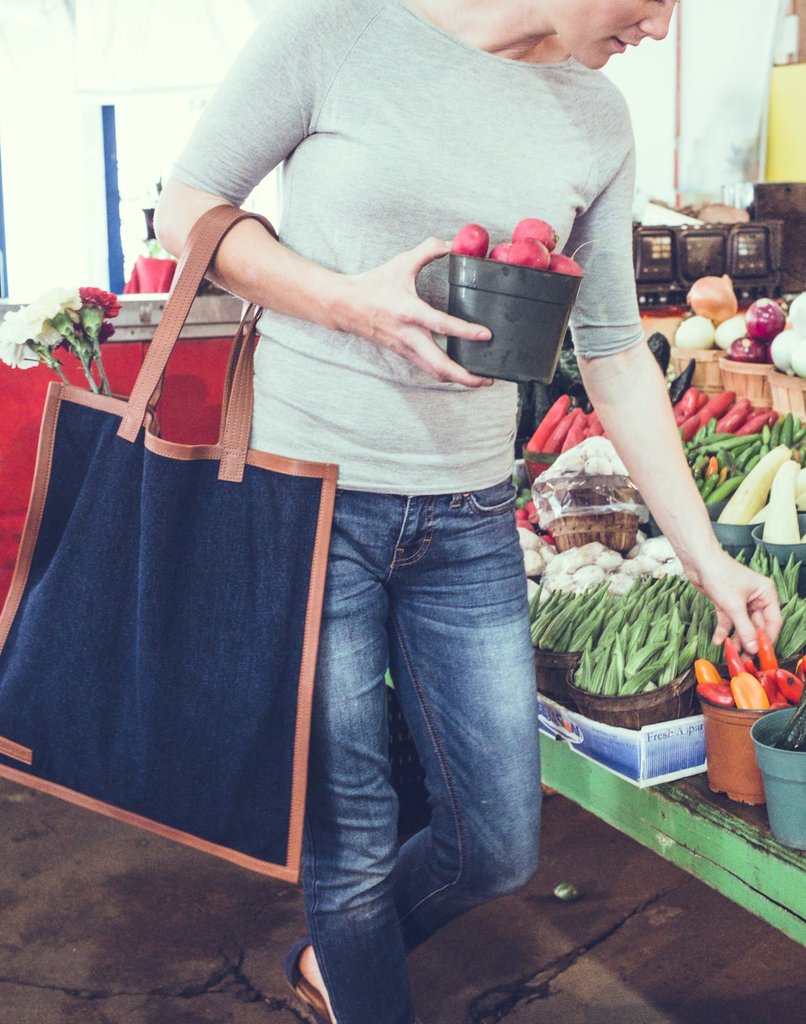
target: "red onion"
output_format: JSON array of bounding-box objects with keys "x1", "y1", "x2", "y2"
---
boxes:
[
  {"x1": 745, "y1": 298, "x2": 786, "y2": 344},
  {"x1": 726, "y1": 336, "x2": 769, "y2": 364}
]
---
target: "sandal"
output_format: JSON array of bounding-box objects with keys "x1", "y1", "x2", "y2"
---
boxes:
[{"x1": 283, "y1": 937, "x2": 333, "y2": 1023}]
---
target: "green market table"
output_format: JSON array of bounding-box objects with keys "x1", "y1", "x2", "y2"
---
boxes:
[{"x1": 539, "y1": 733, "x2": 806, "y2": 946}]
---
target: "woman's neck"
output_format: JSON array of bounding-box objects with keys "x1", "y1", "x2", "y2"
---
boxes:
[{"x1": 403, "y1": 0, "x2": 566, "y2": 63}]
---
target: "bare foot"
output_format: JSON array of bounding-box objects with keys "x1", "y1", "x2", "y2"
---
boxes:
[{"x1": 299, "y1": 944, "x2": 336, "y2": 1022}]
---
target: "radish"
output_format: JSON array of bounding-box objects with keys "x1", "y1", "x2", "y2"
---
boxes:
[
  {"x1": 548, "y1": 252, "x2": 583, "y2": 277},
  {"x1": 507, "y1": 238, "x2": 550, "y2": 270},
  {"x1": 512, "y1": 217, "x2": 558, "y2": 252},
  {"x1": 451, "y1": 223, "x2": 489, "y2": 258},
  {"x1": 489, "y1": 243, "x2": 512, "y2": 262}
]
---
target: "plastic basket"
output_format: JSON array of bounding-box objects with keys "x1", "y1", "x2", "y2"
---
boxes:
[
  {"x1": 767, "y1": 370, "x2": 806, "y2": 419},
  {"x1": 551, "y1": 510, "x2": 639, "y2": 554},
  {"x1": 567, "y1": 669, "x2": 696, "y2": 729},
  {"x1": 670, "y1": 346, "x2": 723, "y2": 395},
  {"x1": 718, "y1": 357, "x2": 773, "y2": 408}
]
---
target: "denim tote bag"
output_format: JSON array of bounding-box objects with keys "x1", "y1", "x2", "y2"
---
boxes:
[{"x1": 0, "y1": 206, "x2": 337, "y2": 882}]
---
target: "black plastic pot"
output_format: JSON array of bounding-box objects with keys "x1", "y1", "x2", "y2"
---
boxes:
[{"x1": 446, "y1": 254, "x2": 582, "y2": 384}]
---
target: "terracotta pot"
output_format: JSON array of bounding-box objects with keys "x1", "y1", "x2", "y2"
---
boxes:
[{"x1": 699, "y1": 697, "x2": 769, "y2": 804}]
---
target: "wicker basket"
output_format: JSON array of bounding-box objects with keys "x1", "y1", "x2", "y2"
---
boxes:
[
  {"x1": 670, "y1": 346, "x2": 723, "y2": 395},
  {"x1": 567, "y1": 669, "x2": 696, "y2": 729},
  {"x1": 768, "y1": 370, "x2": 806, "y2": 419},
  {"x1": 718, "y1": 357, "x2": 773, "y2": 408},
  {"x1": 551, "y1": 510, "x2": 639, "y2": 554},
  {"x1": 534, "y1": 648, "x2": 581, "y2": 708}
]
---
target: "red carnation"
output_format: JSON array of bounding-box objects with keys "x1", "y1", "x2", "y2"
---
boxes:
[{"x1": 79, "y1": 286, "x2": 121, "y2": 319}]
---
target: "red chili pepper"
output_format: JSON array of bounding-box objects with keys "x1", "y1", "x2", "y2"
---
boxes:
[
  {"x1": 759, "y1": 670, "x2": 781, "y2": 705},
  {"x1": 742, "y1": 657, "x2": 760, "y2": 679},
  {"x1": 734, "y1": 410, "x2": 774, "y2": 436},
  {"x1": 704, "y1": 456, "x2": 719, "y2": 479},
  {"x1": 675, "y1": 386, "x2": 702, "y2": 417},
  {"x1": 681, "y1": 414, "x2": 704, "y2": 443},
  {"x1": 560, "y1": 408, "x2": 588, "y2": 452},
  {"x1": 526, "y1": 395, "x2": 571, "y2": 452},
  {"x1": 756, "y1": 628, "x2": 778, "y2": 672},
  {"x1": 715, "y1": 398, "x2": 752, "y2": 433},
  {"x1": 694, "y1": 390, "x2": 736, "y2": 430},
  {"x1": 772, "y1": 668, "x2": 804, "y2": 705},
  {"x1": 723, "y1": 637, "x2": 745, "y2": 679},
  {"x1": 586, "y1": 410, "x2": 605, "y2": 437},
  {"x1": 696, "y1": 682, "x2": 735, "y2": 707},
  {"x1": 543, "y1": 407, "x2": 579, "y2": 454}
]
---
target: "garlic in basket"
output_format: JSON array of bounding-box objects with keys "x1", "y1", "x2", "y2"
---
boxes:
[{"x1": 540, "y1": 437, "x2": 628, "y2": 479}]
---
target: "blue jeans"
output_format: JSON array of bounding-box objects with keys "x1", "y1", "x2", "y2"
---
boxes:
[{"x1": 302, "y1": 479, "x2": 542, "y2": 1024}]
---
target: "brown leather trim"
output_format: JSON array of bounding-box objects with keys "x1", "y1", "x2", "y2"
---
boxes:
[
  {"x1": 144, "y1": 428, "x2": 340, "y2": 481},
  {"x1": 0, "y1": 382, "x2": 64, "y2": 651},
  {"x1": 59, "y1": 385, "x2": 128, "y2": 415},
  {"x1": 0, "y1": 764, "x2": 299, "y2": 883},
  {"x1": 0, "y1": 736, "x2": 33, "y2": 765},
  {"x1": 285, "y1": 471, "x2": 337, "y2": 871}
]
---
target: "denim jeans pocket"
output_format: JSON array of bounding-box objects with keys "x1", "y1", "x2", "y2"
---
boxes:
[{"x1": 464, "y1": 478, "x2": 516, "y2": 516}]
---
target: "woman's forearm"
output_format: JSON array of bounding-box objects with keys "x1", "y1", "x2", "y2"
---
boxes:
[{"x1": 577, "y1": 342, "x2": 722, "y2": 575}]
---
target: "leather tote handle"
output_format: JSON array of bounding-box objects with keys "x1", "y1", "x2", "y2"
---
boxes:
[
  {"x1": 117, "y1": 205, "x2": 276, "y2": 450},
  {"x1": 215, "y1": 303, "x2": 262, "y2": 482}
]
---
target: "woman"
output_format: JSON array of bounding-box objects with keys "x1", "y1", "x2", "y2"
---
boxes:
[{"x1": 155, "y1": 2, "x2": 781, "y2": 1021}]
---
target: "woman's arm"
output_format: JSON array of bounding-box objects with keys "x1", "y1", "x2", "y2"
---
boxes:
[
  {"x1": 154, "y1": 178, "x2": 493, "y2": 387},
  {"x1": 578, "y1": 341, "x2": 782, "y2": 653}
]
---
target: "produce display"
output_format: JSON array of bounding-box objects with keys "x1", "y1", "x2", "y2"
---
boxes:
[
  {"x1": 694, "y1": 632, "x2": 804, "y2": 712},
  {"x1": 530, "y1": 547, "x2": 806, "y2": 697},
  {"x1": 451, "y1": 217, "x2": 583, "y2": 276}
]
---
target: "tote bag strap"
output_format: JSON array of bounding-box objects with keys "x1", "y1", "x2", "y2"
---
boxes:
[
  {"x1": 117, "y1": 205, "x2": 276, "y2": 448},
  {"x1": 215, "y1": 302, "x2": 263, "y2": 482}
]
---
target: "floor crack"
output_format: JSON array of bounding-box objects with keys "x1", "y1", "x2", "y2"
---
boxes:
[{"x1": 467, "y1": 883, "x2": 688, "y2": 1022}]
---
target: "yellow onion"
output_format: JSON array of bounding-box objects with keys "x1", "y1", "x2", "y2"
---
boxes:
[{"x1": 687, "y1": 274, "x2": 738, "y2": 325}]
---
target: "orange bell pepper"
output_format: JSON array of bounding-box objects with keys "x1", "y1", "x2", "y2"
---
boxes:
[
  {"x1": 730, "y1": 671, "x2": 770, "y2": 711},
  {"x1": 694, "y1": 659, "x2": 726, "y2": 687}
]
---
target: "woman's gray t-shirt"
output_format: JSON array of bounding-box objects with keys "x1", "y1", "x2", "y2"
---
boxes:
[{"x1": 172, "y1": 0, "x2": 644, "y2": 494}]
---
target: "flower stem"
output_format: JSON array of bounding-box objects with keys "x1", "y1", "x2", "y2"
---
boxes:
[{"x1": 94, "y1": 348, "x2": 112, "y2": 396}]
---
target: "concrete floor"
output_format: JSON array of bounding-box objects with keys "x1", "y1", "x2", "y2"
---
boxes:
[{"x1": 0, "y1": 777, "x2": 803, "y2": 1024}]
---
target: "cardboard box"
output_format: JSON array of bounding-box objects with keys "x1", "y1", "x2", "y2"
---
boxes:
[{"x1": 538, "y1": 693, "x2": 706, "y2": 787}]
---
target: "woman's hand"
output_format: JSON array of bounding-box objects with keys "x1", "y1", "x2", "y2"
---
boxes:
[
  {"x1": 336, "y1": 237, "x2": 494, "y2": 387},
  {"x1": 683, "y1": 550, "x2": 782, "y2": 654}
]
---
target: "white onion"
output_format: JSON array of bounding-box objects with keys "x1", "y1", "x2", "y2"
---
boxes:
[
  {"x1": 674, "y1": 315, "x2": 716, "y2": 350},
  {"x1": 714, "y1": 314, "x2": 747, "y2": 351},
  {"x1": 788, "y1": 292, "x2": 806, "y2": 337}
]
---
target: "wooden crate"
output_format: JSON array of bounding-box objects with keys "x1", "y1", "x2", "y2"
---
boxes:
[
  {"x1": 670, "y1": 346, "x2": 723, "y2": 395},
  {"x1": 718, "y1": 358, "x2": 773, "y2": 409},
  {"x1": 768, "y1": 370, "x2": 806, "y2": 419}
]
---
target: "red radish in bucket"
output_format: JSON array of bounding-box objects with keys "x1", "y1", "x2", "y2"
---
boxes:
[
  {"x1": 548, "y1": 252, "x2": 583, "y2": 276},
  {"x1": 451, "y1": 223, "x2": 490, "y2": 258},
  {"x1": 512, "y1": 217, "x2": 558, "y2": 252},
  {"x1": 489, "y1": 243, "x2": 512, "y2": 261},
  {"x1": 508, "y1": 238, "x2": 551, "y2": 270}
]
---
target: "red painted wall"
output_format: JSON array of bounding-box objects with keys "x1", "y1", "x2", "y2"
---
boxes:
[{"x1": 0, "y1": 338, "x2": 231, "y2": 606}]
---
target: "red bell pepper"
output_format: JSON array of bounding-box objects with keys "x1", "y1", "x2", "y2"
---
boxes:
[
  {"x1": 756, "y1": 628, "x2": 778, "y2": 672},
  {"x1": 742, "y1": 657, "x2": 760, "y2": 679},
  {"x1": 771, "y1": 668, "x2": 804, "y2": 705},
  {"x1": 696, "y1": 682, "x2": 735, "y2": 707},
  {"x1": 723, "y1": 637, "x2": 745, "y2": 679},
  {"x1": 526, "y1": 395, "x2": 571, "y2": 452}
]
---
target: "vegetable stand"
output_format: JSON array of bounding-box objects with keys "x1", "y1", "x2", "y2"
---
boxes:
[{"x1": 539, "y1": 732, "x2": 806, "y2": 946}]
